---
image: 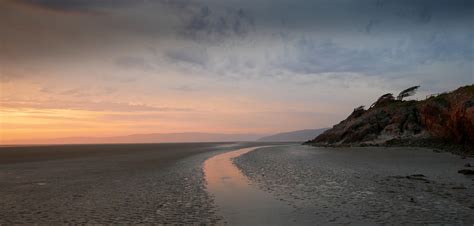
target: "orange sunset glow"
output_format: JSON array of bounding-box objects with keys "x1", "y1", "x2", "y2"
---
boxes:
[{"x1": 1, "y1": 0, "x2": 472, "y2": 144}]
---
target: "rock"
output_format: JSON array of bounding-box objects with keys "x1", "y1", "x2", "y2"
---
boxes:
[
  {"x1": 464, "y1": 163, "x2": 471, "y2": 167},
  {"x1": 458, "y1": 169, "x2": 474, "y2": 175},
  {"x1": 403, "y1": 174, "x2": 429, "y2": 182},
  {"x1": 305, "y1": 85, "x2": 474, "y2": 155}
]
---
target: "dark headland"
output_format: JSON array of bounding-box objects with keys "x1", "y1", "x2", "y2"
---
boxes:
[{"x1": 305, "y1": 85, "x2": 474, "y2": 156}]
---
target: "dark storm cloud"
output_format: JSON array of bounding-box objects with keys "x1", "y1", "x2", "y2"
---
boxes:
[
  {"x1": 9, "y1": 0, "x2": 473, "y2": 34},
  {"x1": 3, "y1": 0, "x2": 472, "y2": 89},
  {"x1": 275, "y1": 31, "x2": 474, "y2": 76},
  {"x1": 361, "y1": 0, "x2": 474, "y2": 34},
  {"x1": 375, "y1": 0, "x2": 473, "y2": 17},
  {"x1": 211, "y1": 0, "x2": 473, "y2": 35},
  {"x1": 13, "y1": 0, "x2": 142, "y2": 12},
  {"x1": 181, "y1": 6, "x2": 255, "y2": 41}
]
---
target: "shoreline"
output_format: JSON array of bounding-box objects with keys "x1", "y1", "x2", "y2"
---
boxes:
[
  {"x1": 234, "y1": 145, "x2": 474, "y2": 224},
  {"x1": 304, "y1": 139, "x2": 474, "y2": 157},
  {"x1": 2, "y1": 142, "x2": 473, "y2": 223},
  {"x1": 0, "y1": 142, "x2": 277, "y2": 224}
]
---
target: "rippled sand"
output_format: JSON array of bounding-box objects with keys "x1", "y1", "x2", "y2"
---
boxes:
[
  {"x1": 0, "y1": 142, "x2": 269, "y2": 224},
  {"x1": 234, "y1": 145, "x2": 474, "y2": 224},
  {"x1": 4, "y1": 143, "x2": 471, "y2": 224}
]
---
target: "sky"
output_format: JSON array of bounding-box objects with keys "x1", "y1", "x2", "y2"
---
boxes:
[{"x1": 0, "y1": 0, "x2": 473, "y2": 143}]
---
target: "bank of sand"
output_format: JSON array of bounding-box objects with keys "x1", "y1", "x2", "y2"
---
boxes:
[
  {"x1": 3, "y1": 143, "x2": 473, "y2": 224},
  {"x1": 234, "y1": 145, "x2": 474, "y2": 224},
  {"x1": 0, "y1": 142, "x2": 276, "y2": 224}
]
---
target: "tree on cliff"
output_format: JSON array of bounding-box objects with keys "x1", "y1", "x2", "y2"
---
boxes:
[
  {"x1": 397, "y1": 86, "x2": 420, "y2": 101},
  {"x1": 370, "y1": 93, "x2": 395, "y2": 108}
]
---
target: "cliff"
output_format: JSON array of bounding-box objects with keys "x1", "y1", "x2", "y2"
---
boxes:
[{"x1": 305, "y1": 85, "x2": 474, "y2": 155}]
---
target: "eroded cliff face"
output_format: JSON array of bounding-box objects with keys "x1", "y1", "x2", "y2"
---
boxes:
[
  {"x1": 306, "y1": 85, "x2": 474, "y2": 153},
  {"x1": 418, "y1": 89, "x2": 474, "y2": 144}
]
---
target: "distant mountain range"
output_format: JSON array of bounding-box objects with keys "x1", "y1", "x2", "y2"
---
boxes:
[
  {"x1": 2, "y1": 129, "x2": 330, "y2": 145},
  {"x1": 258, "y1": 128, "x2": 328, "y2": 142},
  {"x1": 2, "y1": 133, "x2": 263, "y2": 145}
]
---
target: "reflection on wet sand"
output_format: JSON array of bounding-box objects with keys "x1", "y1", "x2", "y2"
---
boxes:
[{"x1": 204, "y1": 146, "x2": 294, "y2": 225}]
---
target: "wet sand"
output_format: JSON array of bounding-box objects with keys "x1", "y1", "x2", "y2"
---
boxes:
[
  {"x1": 3, "y1": 143, "x2": 473, "y2": 224},
  {"x1": 0, "y1": 142, "x2": 278, "y2": 224},
  {"x1": 234, "y1": 145, "x2": 474, "y2": 224}
]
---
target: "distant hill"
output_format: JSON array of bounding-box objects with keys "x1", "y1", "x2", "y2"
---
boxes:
[
  {"x1": 305, "y1": 85, "x2": 474, "y2": 155},
  {"x1": 2, "y1": 132, "x2": 263, "y2": 145},
  {"x1": 258, "y1": 129, "x2": 328, "y2": 142}
]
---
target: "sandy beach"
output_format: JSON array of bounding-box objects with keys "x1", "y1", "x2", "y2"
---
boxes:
[
  {"x1": 1, "y1": 143, "x2": 473, "y2": 224},
  {"x1": 0, "y1": 142, "x2": 275, "y2": 224},
  {"x1": 234, "y1": 145, "x2": 474, "y2": 224}
]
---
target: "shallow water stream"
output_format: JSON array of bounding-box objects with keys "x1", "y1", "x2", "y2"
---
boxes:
[{"x1": 203, "y1": 146, "x2": 294, "y2": 225}]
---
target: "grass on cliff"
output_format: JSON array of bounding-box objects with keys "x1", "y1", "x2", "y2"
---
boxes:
[{"x1": 371, "y1": 84, "x2": 474, "y2": 111}]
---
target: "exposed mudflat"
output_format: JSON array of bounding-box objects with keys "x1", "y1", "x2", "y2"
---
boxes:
[
  {"x1": 3, "y1": 143, "x2": 473, "y2": 224},
  {"x1": 0, "y1": 142, "x2": 274, "y2": 224},
  {"x1": 234, "y1": 145, "x2": 474, "y2": 224}
]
